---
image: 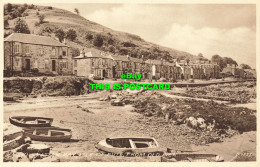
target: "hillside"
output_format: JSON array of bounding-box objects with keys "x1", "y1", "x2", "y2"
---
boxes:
[{"x1": 4, "y1": 4, "x2": 198, "y2": 62}]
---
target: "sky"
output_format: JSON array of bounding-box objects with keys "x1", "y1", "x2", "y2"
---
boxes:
[{"x1": 39, "y1": 3, "x2": 256, "y2": 68}]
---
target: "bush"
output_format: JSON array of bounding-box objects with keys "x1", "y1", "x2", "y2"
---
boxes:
[
  {"x1": 93, "y1": 34, "x2": 104, "y2": 47},
  {"x1": 38, "y1": 14, "x2": 45, "y2": 24},
  {"x1": 28, "y1": 4, "x2": 35, "y2": 9},
  {"x1": 85, "y1": 32, "x2": 93, "y2": 41},
  {"x1": 48, "y1": 6, "x2": 53, "y2": 10},
  {"x1": 55, "y1": 29, "x2": 65, "y2": 42},
  {"x1": 14, "y1": 18, "x2": 30, "y2": 34},
  {"x1": 66, "y1": 29, "x2": 77, "y2": 41},
  {"x1": 36, "y1": 11, "x2": 39, "y2": 15}
]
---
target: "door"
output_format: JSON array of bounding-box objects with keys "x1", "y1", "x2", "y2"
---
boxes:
[
  {"x1": 52, "y1": 60, "x2": 56, "y2": 71},
  {"x1": 25, "y1": 59, "x2": 30, "y2": 71}
]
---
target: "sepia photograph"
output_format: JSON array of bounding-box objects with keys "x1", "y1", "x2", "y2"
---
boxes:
[{"x1": 1, "y1": 0, "x2": 258, "y2": 165}]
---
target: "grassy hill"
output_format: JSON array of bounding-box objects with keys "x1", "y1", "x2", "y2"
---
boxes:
[{"x1": 4, "y1": 3, "x2": 200, "y2": 62}]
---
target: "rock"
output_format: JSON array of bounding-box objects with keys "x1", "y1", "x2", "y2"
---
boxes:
[
  {"x1": 29, "y1": 153, "x2": 49, "y2": 161},
  {"x1": 199, "y1": 123, "x2": 207, "y2": 129},
  {"x1": 3, "y1": 150, "x2": 14, "y2": 162},
  {"x1": 111, "y1": 95, "x2": 117, "y2": 99},
  {"x1": 197, "y1": 117, "x2": 205, "y2": 125},
  {"x1": 34, "y1": 156, "x2": 60, "y2": 162},
  {"x1": 25, "y1": 144, "x2": 50, "y2": 154},
  {"x1": 13, "y1": 152, "x2": 30, "y2": 162}
]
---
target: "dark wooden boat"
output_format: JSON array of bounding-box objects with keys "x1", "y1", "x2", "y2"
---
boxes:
[
  {"x1": 9, "y1": 116, "x2": 53, "y2": 127},
  {"x1": 161, "y1": 153, "x2": 224, "y2": 162},
  {"x1": 23, "y1": 127, "x2": 72, "y2": 142},
  {"x1": 3, "y1": 131, "x2": 25, "y2": 151}
]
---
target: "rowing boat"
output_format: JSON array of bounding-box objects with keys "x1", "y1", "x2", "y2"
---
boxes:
[
  {"x1": 3, "y1": 131, "x2": 25, "y2": 151},
  {"x1": 23, "y1": 127, "x2": 72, "y2": 142},
  {"x1": 95, "y1": 137, "x2": 163, "y2": 156},
  {"x1": 9, "y1": 116, "x2": 53, "y2": 127}
]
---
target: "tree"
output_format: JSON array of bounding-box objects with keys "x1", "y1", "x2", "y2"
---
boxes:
[
  {"x1": 55, "y1": 29, "x2": 65, "y2": 42},
  {"x1": 74, "y1": 8, "x2": 80, "y2": 15},
  {"x1": 211, "y1": 54, "x2": 226, "y2": 71},
  {"x1": 93, "y1": 34, "x2": 104, "y2": 47},
  {"x1": 66, "y1": 29, "x2": 77, "y2": 41},
  {"x1": 38, "y1": 14, "x2": 45, "y2": 24},
  {"x1": 240, "y1": 64, "x2": 252, "y2": 69},
  {"x1": 223, "y1": 57, "x2": 238, "y2": 66},
  {"x1": 108, "y1": 46, "x2": 115, "y2": 53},
  {"x1": 14, "y1": 18, "x2": 30, "y2": 34}
]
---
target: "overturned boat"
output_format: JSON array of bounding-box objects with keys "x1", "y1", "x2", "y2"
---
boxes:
[
  {"x1": 95, "y1": 137, "x2": 163, "y2": 156},
  {"x1": 3, "y1": 131, "x2": 25, "y2": 151},
  {"x1": 9, "y1": 116, "x2": 53, "y2": 127},
  {"x1": 161, "y1": 153, "x2": 224, "y2": 162},
  {"x1": 23, "y1": 127, "x2": 72, "y2": 142}
]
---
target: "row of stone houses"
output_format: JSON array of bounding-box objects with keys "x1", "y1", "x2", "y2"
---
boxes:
[
  {"x1": 4, "y1": 33, "x2": 222, "y2": 80},
  {"x1": 73, "y1": 49, "x2": 221, "y2": 81}
]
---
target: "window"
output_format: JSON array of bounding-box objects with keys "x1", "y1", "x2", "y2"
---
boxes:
[
  {"x1": 91, "y1": 59, "x2": 95, "y2": 66},
  {"x1": 44, "y1": 60, "x2": 49, "y2": 69},
  {"x1": 52, "y1": 47, "x2": 55, "y2": 55},
  {"x1": 62, "y1": 51, "x2": 66, "y2": 56},
  {"x1": 61, "y1": 61, "x2": 67, "y2": 69},
  {"x1": 14, "y1": 44, "x2": 20, "y2": 53},
  {"x1": 25, "y1": 46, "x2": 29, "y2": 54},
  {"x1": 74, "y1": 60, "x2": 77, "y2": 67}
]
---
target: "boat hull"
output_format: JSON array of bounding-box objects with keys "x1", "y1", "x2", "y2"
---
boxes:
[
  {"x1": 96, "y1": 137, "x2": 164, "y2": 156},
  {"x1": 3, "y1": 131, "x2": 24, "y2": 151},
  {"x1": 9, "y1": 116, "x2": 53, "y2": 127},
  {"x1": 161, "y1": 153, "x2": 224, "y2": 162},
  {"x1": 23, "y1": 127, "x2": 72, "y2": 142}
]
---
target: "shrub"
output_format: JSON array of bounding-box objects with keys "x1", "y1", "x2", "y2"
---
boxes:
[
  {"x1": 48, "y1": 6, "x2": 53, "y2": 10},
  {"x1": 14, "y1": 18, "x2": 30, "y2": 34},
  {"x1": 55, "y1": 28, "x2": 65, "y2": 42},
  {"x1": 66, "y1": 29, "x2": 77, "y2": 41},
  {"x1": 85, "y1": 33, "x2": 93, "y2": 41},
  {"x1": 93, "y1": 34, "x2": 104, "y2": 47},
  {"x1": 28, "y1": 4, "x2": 35, "y2": 9},
  {"x1": 38, "y1": 14, "x2": 45, "y2": 24}
]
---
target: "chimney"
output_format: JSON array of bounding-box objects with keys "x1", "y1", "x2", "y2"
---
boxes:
[{"x1": 63, "y1": 38, "x2": 66, "y2": 45}]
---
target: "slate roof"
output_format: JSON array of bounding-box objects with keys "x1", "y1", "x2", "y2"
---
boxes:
[
  {"x1": 74, "y1": 50, "x2": 113, "y2": 59},
  {"x1": 111, "y1": 55, "x2": 129, "y2": 61},
  {"x1": 4, "y1": 33, "x2": 68, "y2": 47},
  {"x1": 145, "y1": 59, "x2": 162, "y2": 65},
  {"x1": 129, "y1": 57, "x2": 142, "y2": 63}
]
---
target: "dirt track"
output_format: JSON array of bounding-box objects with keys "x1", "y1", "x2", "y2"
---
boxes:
[{"x1": 3, "y1": 92, "x2": 256, "y2": 162}]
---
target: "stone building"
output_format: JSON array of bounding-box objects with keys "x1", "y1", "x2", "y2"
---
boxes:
[
  {"x1": 145, "y1": 59, "x2": 163, "y2": 80},
  {"x1": 73, "y1": 50, "x2": 114, "y2": 78},
  {"x1": 4, "y1": 33, "x2": 72, "y2": 75}
]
